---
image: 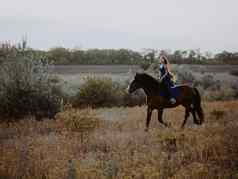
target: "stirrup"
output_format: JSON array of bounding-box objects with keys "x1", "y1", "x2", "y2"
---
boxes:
[{"x1": 170, "y1": 98, "x2": 176, "y2": 104}]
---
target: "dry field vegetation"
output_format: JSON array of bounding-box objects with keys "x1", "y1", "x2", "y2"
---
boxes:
[{"x1": 1, "y1": 100, "x2": 238, "y2": 179}]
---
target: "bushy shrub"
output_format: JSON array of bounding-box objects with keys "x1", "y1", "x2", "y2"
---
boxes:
[
  {"x1": 73, "y1": 77, "x2": 123, "y2": 107},
  {"x1": 195, "y1": 74, "x2": 238, "y2": 101},
  {"x1": 230, "y1": 70, "x2": 238, "y2": 77},
  {"x1": 73, "y1": 76, "x2": 146, "y2": 108},
  {"x1": 171, "y1": 65, "x2": 196, "y2": 84},
  {"x1": 0, "y1": 55, "x2": 63, "y2": 121},
  {"x1": 57, "y1": 108, "x2": 99, "y2": 133},
  {"x1": 197, "y1": 75, "x2": 220, "y2": 90},
  {"x1": 204, "y1": 84, "x2": 236, "y2": 101}
]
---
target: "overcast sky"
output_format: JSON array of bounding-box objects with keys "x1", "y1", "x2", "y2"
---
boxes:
[{"x1": 1, "y1": 0, "x2": 238, "y2": 52}]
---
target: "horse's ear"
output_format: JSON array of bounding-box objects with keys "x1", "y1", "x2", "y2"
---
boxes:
[
  {"x1": 135, "y1": 72, "x2": 140, "y2": 78},
  {"x1": 135, "y1": 72, "x2": 141, "y2": 76}
]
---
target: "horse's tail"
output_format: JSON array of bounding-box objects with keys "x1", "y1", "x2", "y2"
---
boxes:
[{"x1": 193, "y1": 87, "x2": 204, "y2": 124}]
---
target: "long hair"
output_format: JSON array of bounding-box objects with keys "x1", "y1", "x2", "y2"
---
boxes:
[{"x1": 161, "y1": 56, "x2": 176, "y2": 82}]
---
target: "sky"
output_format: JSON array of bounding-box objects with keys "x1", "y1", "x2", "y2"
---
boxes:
[{"x1": 1, "y1": 0, "x2": 238, "y2": 52}]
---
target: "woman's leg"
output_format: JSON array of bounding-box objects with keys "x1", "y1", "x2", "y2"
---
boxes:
[{"x1": 165, "y1": 80, "x2": 176, "y2": 104}]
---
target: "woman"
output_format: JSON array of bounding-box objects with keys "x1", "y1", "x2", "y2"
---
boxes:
[{"x1": 159, "y1": 55, "x2": 176, "y2": 104}]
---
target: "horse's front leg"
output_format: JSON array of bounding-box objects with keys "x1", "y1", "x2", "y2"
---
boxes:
[
  {"x1": 145, "y1": 106, "x2": 153, "y2": 132},
  {"x1": 157, "y1": 109, "x2": 168, "y2": 127}
]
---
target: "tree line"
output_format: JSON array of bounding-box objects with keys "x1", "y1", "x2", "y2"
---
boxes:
[{"x1": 1, "y1": 41, "x2": 238, "y2": 66}]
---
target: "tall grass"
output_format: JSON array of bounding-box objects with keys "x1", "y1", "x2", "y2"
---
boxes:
[{"x1": 1, "y1": 101, "x2": 238, "y2": 178}]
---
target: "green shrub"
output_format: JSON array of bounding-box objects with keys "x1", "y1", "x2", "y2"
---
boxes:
[
  {"x1": 73, "y1": 76, "x2": 146, "y2": 108},
  {"x1": 0, "y1": 55, "x2": 63, "y2": 121},
  {"x1": 73, "y1": 77, "x2": 123, "y2": 107}
]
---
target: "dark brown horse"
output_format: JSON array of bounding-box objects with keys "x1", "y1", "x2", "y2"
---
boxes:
[{"x1": 128, "y1": 73, "x2": 204, "y2": 131}]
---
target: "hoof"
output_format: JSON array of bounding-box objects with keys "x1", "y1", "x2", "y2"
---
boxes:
[
  {"x1": 164, "y1": 123, "x2": 169, "y2": 127},
  {"x1": 144, "y1": 128, "x2": 149, "y2": 132}
]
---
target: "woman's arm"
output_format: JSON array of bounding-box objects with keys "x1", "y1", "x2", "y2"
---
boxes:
[{"x1": 160, "y1": 64, "x2": 169, "y2": 81}]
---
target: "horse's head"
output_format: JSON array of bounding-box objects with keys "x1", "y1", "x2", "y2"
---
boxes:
[
  {"x1": 128, "y1": 73, "x2": 161, "y2": 94},
  {"x1": 128, "y1": 73, "x2": 143, "y2": 94}
]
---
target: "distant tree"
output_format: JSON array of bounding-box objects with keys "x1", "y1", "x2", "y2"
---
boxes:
[
  {"x1": 2, "y1": 40, "x2": 238, "y2": 65},
  {"x1": 71, "y1": 49, "x2": 85, "y2": 64},
  {"x1": 188, "y1": 50, "x2": 196, "y2": 61},
  {"x1": 172, "y1": 50, "x2": 183, "y2": 63},
  {"x1": 142, "y1": 49, "x2": 158, "y2": 64},
  {"x1": 48, "y1": 47, "x2": 71, "y2": 64},
  {"x1": 215, "y1": 51, "x2": 234, "y2": 64}
]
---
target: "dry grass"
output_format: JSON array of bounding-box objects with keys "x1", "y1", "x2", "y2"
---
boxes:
[{"x1": 1, "y1": 101, "x2": 238, "y2": 179}]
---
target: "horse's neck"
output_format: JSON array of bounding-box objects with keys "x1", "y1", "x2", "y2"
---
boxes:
[
  {"x1": 141, "y1": 83, "x2": 161, "y2": 97},
  {"x1": 141, "y1": 86, "x2": 152, "y2": 96}
]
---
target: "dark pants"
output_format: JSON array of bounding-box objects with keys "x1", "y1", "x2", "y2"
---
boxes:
[{"x1": 162, "y1": 77, "x2": 174, "y2": 99}]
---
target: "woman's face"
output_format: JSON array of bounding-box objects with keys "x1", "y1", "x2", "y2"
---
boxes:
[{"x1": 160, "y1": 58, "x2": 165, "y2": 64}]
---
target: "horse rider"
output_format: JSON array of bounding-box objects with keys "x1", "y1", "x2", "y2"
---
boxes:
[{"x1": 159, "y1": 55, "x2": 176, "y2": 104}]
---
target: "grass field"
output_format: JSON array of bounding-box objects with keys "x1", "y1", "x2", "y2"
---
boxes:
[{"x1": 1, "y1": 100, "x2": 238, "y2": 178}]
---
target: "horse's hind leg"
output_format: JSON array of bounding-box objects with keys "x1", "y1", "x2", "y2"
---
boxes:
[
  {"x1": 157, "y1": 109, "x2": 168, "y2": 127},
  {"x1": 192, "y1": 109, "x2": 200, "y2": 125},
  {"x1": 145, "y1": 107, "x2": 153, "y2": 132},
  {"x1": 181, "y1": 108, "x2": 190, "y2": 128}
]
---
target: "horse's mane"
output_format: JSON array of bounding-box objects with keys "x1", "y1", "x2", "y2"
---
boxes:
[{"x1": 135, "y1": 73, "x2": 161, "y2": 91}]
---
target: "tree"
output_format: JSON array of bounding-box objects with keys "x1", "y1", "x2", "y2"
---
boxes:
[{"x1": 48, "y1": 47, "x2": 71, "y2": 64}]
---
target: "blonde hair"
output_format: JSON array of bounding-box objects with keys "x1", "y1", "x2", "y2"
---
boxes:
[{"x1": 160, "y1": 56, "x2": 176, "y2": 82}]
